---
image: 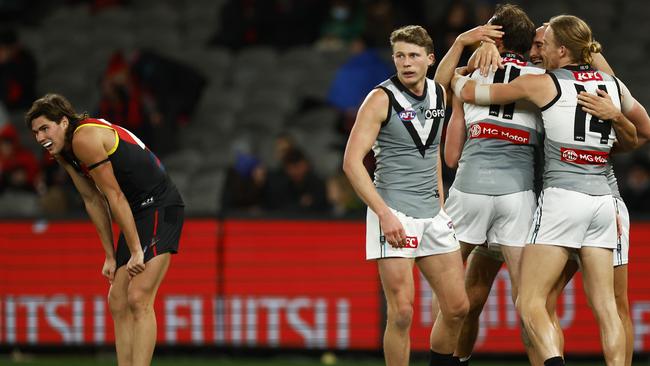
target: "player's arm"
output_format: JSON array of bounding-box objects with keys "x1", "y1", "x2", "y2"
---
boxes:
[
  {"x1": 437, "y1": 153, "x2": 445, "y2": 207},
  {"x1": 58, "y1": 156, "x2": 117, "y2": 281},
  {"x1": 434, "y1": 25, "x2": 503, "y2": 104},
  {"x1": 591, "y1": 53, "x2": 615, "y2": 76},
  {"x1": 467, "y1": 41, "x2": 503, "y2": 77},
  {"x1": 444, "y1": 95, "x2": 466, "y2": 169},
  {"x1": 452, "y1": 71, "x2": 553, "y2": 107},
  {"x1": 343, "y1": 89, "x2": 406, "y2": 248},
  {"x1": 72, "y1": 127, "x2": 145, "y2": 277},
  {"x1": 625, "y1": 99, "x2": 650, "y2": 146}
]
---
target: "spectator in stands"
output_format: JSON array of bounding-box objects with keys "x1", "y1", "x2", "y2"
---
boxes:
[
  {"x1": 316, "y1": 0, "x2": 365, "y2": 51},
  {"x1": 431, "y1": 1, "x2": 476, "y2": 74},
  {"x1": 221, "y1": 138, "x2": 266, "y2": 214},
  {"x1": 0, "y1": 28, "x2": 36, "y2": 111},
  {"x1": 326, "y1": 173, "x2": 363, "y2": 217},
  {"x1": 264, "y1": 147, "x2": 329, "y2": 213},
  {"x1": 621, "y1": 153, "x2": 650, "y2": 215},
  {"x1": 0, "y1": 123, "x2": 39, "y2": 192},
  {"x1": 212, "y1": 0, "x2": 325, "y2": 50},
  {"x1": 129, "y1": 50, "x2": 206, "y2": 156},
  {"x1": 97, "y1": 52, "x2": 157, "y2": 149},
  {"x1": 327, "y1": 35, "x2": 392, "y2": 135}
]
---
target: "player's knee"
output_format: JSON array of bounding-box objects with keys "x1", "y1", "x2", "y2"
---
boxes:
[
  {"x1": 466, "y1": 290, "x2": 489, "y2": 316},
  {"x1": 127, "y1": 288, "x2": 153, "y2": 317},
  {"x1": 614, "y1": 291, "x2": 630, "y2": 315},
  {"x1": 388, "y1": 303, "x2": 414, "y2": 330},
  {"x1": 107, "y1": 288, "x2": 128, "y2": 316},
  {"x1": 442, "y1": 295, "x2": 469, "y2": 321}
]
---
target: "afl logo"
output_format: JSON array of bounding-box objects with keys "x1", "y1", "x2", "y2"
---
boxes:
[
  {"x1": 469, "y1": 124, "x2": 482, "y2": 138},
  {"x1": 399, "y1": 109, "x2": 417, "y2": 121},
  {"x1": 562, "y1": 149, "x2": 578, "y2": 162}
]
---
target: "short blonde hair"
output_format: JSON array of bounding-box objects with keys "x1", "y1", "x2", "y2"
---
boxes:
[{"x1": 549, "y1": 15, "x2": 601, "y2": 64}]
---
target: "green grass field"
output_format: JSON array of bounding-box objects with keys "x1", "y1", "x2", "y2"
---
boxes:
[{"x1": 0, "y1": 354, "x2": 610, "y2": 366}]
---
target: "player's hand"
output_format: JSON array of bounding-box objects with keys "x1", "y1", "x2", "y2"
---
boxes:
[
  {"x1": 473, "y1": 42, "x2": 503, "y2": 77},
  {"x1": 127, "y1": 249, "x2": 146, "y2": 277},
  {"x1": 577, "y1": 89, "x2": 622, "y2": 121},
  {"x1": 378, "y1": 210, "x2": 407, "y2": 248},
  {"x1": 102, "y1": 257, "x2": 116, "y2": 284},
  {"x1": 457, "y1": 24, "x2": 503, "y2": 47}
]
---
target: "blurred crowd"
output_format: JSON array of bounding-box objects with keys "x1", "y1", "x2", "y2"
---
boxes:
[{"x1": 1, "y1": 0, "x2": 650, "y2": 219}]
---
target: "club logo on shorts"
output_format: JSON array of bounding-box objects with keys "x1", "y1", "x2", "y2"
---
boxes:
[
  {"x1": 562, "y1": 149, "x2": 578, "y2": 162},
  {"x1": 404, "y1": 236, "x2": 419, "y2": 248},
  {"x1": 399, "y1": 109, "x2": 417, "y2": 122},
  {"x1": 469, "y1": 124, "x2": 482, "y2": 138}
]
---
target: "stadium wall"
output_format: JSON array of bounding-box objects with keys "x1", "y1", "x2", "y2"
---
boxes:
[{"x1": 1, "y1": 219, "x2": 649, "y2": 355}]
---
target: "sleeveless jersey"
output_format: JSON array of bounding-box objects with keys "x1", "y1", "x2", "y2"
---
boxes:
[
  {"x1": 541, "y1": 65, "x2": 622, "y2": 195},
  {"x1": 69, "y1": 118, "x2": 183, "y2": 215},
  {"x1": 373, "y1": 76, "x2": 445, "y2": 218},
  {"x1": 453, "y1": 53, "x2": 544, "y2": 195}
]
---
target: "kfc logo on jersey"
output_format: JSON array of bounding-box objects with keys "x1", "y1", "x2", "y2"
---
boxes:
[
  {"x1": 424, "y1": 108, "x2": 445, "y2": 120},
  {"x1": 404, "y1": 236, "x2": 419, "y2": 248},
  {"x1": 561, "y1": 147, "x2": 608, "y2": 165},
  {"x1": 573, "y1": 71, "x2": 603, "y2": 82},
  {"x1": 399, "y1": 110, "x2": 417, "y2": 122}
]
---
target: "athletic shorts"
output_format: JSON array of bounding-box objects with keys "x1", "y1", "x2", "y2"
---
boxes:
[
  {"x1": 445, "y1": 187, "x2": 536, "y2": 247},
  {"x1": 527, "y1": 188, "x2": 616, "y2": 249},
  {"x1": 366, "y1": 207, "x2": 459, "y2": 260},
  {"x1": 116, "y1": 205, "x2": 184, "y2": 268},
  {"x1": 614, "y1": 197, "x2": 630, "y2": 267}
]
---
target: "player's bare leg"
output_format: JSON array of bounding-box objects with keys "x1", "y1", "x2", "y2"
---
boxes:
[
  {"x1": 418, "y1": 250, "x2": 469, "y2": 358},
  {"x1": 455, "y1": 250, "x2": 501, "y2": 360},
  {"x1": 128, "y1": 253, "x2": 171, "y2": 366},
  {"x1": 517, "y1": 244, "x2": 569, "y2": 362},
  {"x1": 109, "y1": 266, "x2": 134, "y2": 366},
  {"x1": 378, "y1": 258, "x2": 415, "y2": 366},
  {"x1": 613, "y1": 265, "x2": 633, "y2": 366},
  {"x1": 579, "y1": 247, "x2": 624, "y2": 366}
]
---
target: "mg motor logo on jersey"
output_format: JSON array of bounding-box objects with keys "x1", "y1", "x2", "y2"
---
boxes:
[
  {"x1": 469, "y1": 124, "x2": 482, "y2": 138},
  {"x1": 424, "y1": 108, "x2": 445, "y2": 120},
  {"x1": 398, "y1": 109, "x2": 417, "y2": 122},
  {"x1": 562, "y1": 149, "x2": 578, "y2": 162},
  {"x1": 572, "y1": 71, "x2": 603, "y2": 82},
  {"x1": 560, "y1": 147, "x2": 608, "y2": 165},
  {"x1": 468, "y1": 122, "x2": 530, "y2": 144}
]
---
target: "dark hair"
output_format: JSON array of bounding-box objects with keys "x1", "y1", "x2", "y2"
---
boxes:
[
  {"x1": 489, "y1": 4, "x2": 535, "y2": 55},
  {"x1": 24, "y1": 93, "x2": 88, "y2": 145}
]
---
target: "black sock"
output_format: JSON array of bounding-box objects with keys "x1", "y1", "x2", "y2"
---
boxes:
[
  {"x1": 459, "y1": 358, "x2": 469, "y2": 366},
  {"x1": 429, "y1": 350, "x2": 454, "y2": 366},
  {"x1": 544, "y1": 356, "x2": 565, "y2": 366},
  {"x1": 451, "y1": 356, "x2": 461, "y2": 366}
]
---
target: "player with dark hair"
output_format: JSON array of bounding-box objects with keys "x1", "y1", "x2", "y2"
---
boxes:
[{"x1": 25, "y1": 93, "x2": 184, "y2": 366}]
